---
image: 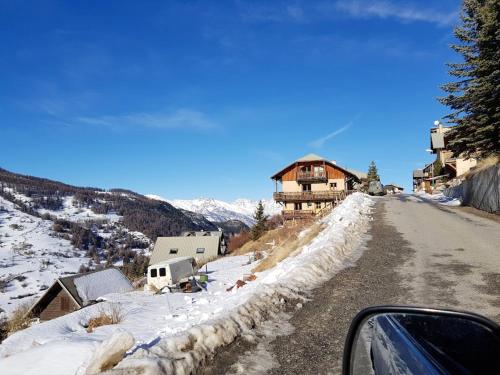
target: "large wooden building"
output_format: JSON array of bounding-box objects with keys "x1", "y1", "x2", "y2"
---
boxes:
[{"x1": 271, "y1": 154, "x2": 360, "y2": 220}]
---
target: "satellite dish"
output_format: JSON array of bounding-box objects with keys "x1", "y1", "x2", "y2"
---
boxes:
[{"x1": 434, "y1": 120, "x2": 440, "y2": 126}]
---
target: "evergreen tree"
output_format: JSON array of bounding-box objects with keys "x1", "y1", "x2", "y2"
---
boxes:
[
  {"x1": 433, "y1": 159, "x2": 444, "y2": 177},
  {"x1": 250, "y1": 201, "x2": 268, "y2": 240},
  {"x1": 367, "y1": 161, "x2": 380, "y2": 182},
  {"x1": 439, "y1": 0, "x2": 500, "y2": 158}
]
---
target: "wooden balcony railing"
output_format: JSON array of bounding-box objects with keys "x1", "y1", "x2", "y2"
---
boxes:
[
  {"x1": 297, "y1": 171, "x2": 327, "y2": 183},
  {"x1": 282, "y1": 210, "x2": 315, "y2": 220},
  {"x1": 273, "y1": 190, "x2": 346, "y2": 202}
]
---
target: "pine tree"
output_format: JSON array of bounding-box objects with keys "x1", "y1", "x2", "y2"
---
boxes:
[
  {"x1": 250, "y1": 201, "x2": 268, "y2": 241},
  {"x1": 367, "y1": 161, "x2": 380, "y2": 182},
  {"x1": 439, "y1": 0, "x2": 500, "y2": 158},
  {"x1": 433, "y1": 159, "x2": 444, "y2": 177}
]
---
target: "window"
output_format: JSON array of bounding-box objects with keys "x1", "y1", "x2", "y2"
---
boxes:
[
  {"x1": 196, "y1": 248, "x2": 205, "y2": 254},
  {"x1": 294, "y1": 203, "x2": 302, "y2": 210},
  {"x1": 159, "y1": 268, "x2": 166, "y2": 277},
  {"x1": 302, "y1": 184, "x2": 311, "y2": 191},
  {"x1": 169, "y1": 248, "x2": 178, "y2": 254},
  {"x1": 314, "y1": 165, "x2": 324, "y2": 176},
  {"x1": 316, "y1": 202, "x2": 322, "y2": 209},
  {"x1": 150, "y1": 268, "x2": 158, "y2": 278},
  {"x1": 330, "y1": 182, "x2": 337, "y2": 189},
  {"x1": 60, "y1": 296, "x2": 70, "y2": 311},
  {"x1": 307, "y1": 202, "x2": 312, "y2": 207}
]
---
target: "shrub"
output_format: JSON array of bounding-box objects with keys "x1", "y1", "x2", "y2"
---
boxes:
[
  {"x1": 227, "y1": 230, "x2": 251, "y2": 253},
  {"x1": 86, "y1": 304, "x2": 123, "y2": 333},
  {"x1": 7, "y1": 302, "x2": 33, "y2": 335}
]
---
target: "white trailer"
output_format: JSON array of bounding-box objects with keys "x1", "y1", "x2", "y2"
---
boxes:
[{"x1": 147, "y1": 257, "x2": 196, "y2": 290}]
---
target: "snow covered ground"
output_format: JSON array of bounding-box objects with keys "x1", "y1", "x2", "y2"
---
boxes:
[
  {"x1": 0, "y1": 196, "x2": 89, "y2": 316},
  {"x1": 38, "y1": 195, "x2": 122, "y2": 223},
  {"x1": 0, "y1": 193, "x2": 373, "y2": 375},
  {"x1": 148, "y1": 196, "x2": 281, "y2": 226},
  {"x1": 413, "y1": 191, "x2": 462, "y2": 206}
]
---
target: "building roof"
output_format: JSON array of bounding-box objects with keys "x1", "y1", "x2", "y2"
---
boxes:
[
  {"x1": 413, "y1": 169, "x2": 424, "y2": 178},
  {"x1": 385, "y1": 183, "x2": 404, "y2": 190},
  {"x1": 149, "y1": 257, "x2": 195, "y2": 267},
  {"x1": 346, "y1": 168, "x2": 367, "y2": 180},
  {"x1": 150, "y1": 236, "x2": 221, "y2": 265},
  {"x1": 295, "y1": 153, "x2": 326, "y2": 162},
  {"x1": 181, "y1": 230, "x2": 223, "y2": 238},
  {"x1": 430, "y1": 133, "x2": 445, "y2": 149},
  {"x1": 271, "y1": 153, "x2": 359, "y2": 181}
]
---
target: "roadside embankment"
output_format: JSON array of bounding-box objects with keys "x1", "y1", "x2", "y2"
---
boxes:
[{"x1": 444, "y1": 164, "x2": 500, "y2": 214}]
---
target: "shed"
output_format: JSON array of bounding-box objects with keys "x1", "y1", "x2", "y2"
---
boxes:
[
  {"x1": 150, "y1": 236, "x2": 221, "y2": 266},
  {"x1": 27, "y1": 268, "x2": 133, "y2": 321}
]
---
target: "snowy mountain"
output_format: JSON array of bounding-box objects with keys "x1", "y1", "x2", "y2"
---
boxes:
[{"x1": 146, "y1": 196, "x2": 281, "y2": 226}]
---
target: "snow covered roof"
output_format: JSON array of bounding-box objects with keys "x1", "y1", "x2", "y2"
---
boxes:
[
  {"x1": 150, "y1": 236, "x2": 221, "y2": 265},
  {"x1": 346, "y1": 168, "x2": 367, "y2": 180},
  {"x1": 181, "y1": 230, "x2": 223, "y2": 238},
  {"x1": 295, "y1": 153, "x2": 326, "y2": 162}
]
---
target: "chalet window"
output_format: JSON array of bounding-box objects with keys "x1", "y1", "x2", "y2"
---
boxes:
[
  {"x1": 60, "y1": 296, "x2": 70, "y2": 311},
  {"x1": 159, "y1": 268, "x2": 166, "y2": 277},
  {"x1": 302, "y1": 184, "x2": 311, "y2": 191},
  {"x1": 315, "y1": 202, "x2": 321, "y2": 209},
  {"x1": 294, "y1": 203, "x2": 302, "y2": 210},
  {"x1": 301, "y1": 166, "x2": 311, "y2": 172},
  {"x1": 330, "y1": 182, "x2": 337, "y2": 189},
  {"x1": 196, "y1": 248, "x2": 205, "y2": 254},
  {"x1": 314, "y1": 166, "x2": 324, "y2": 176},
  {"x1": 169, "y1": 248, "x2": 178, "y2": 254},
  {"x1": 307, "y1": 202, "x2": 312, "y2": 207},
  {"x1": 150, "y1": 268, "x2": 158, "y2": 278}
]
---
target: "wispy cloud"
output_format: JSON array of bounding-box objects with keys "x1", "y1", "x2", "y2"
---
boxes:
[
  {"x1": 75, "y1": 109, "x2": 217, "y2": 131},
  {"x1": 308, "y1": 122, "x2": 352, "y2": 148},
  {"x1": 238, "y1": 1, "x2": 307, "y2": 23},
  {"x1": 328, "y1": 1, "x2": 458, "y2": 26}
]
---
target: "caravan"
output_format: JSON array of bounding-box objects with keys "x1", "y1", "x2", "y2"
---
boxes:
[{"x1": 147, "y1": 257, "x2": 196, "y2": 290}]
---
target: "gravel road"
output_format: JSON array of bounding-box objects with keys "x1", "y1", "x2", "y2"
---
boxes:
[{"x1": 201, "y1": 195, "x2": 500, "y2": 375}]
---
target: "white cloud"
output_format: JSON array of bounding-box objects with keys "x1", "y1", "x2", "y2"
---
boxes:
[
  {"x1": 308, "y1": 122, "x2": 352, "y2": 148},
  {"x1": 76, "y1": 109, "x2": 217, "y2": 131},
  {"x1": 329, "y1": 0, "x2": 458, "y2": 26}
]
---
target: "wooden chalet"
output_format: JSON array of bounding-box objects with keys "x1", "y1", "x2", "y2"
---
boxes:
[
  {"x1": 271, "y1": 153, "x2": 360, "y2": 220},
  {"x1": 27, "y1": 268, "x2": 133, "y2": 321}
]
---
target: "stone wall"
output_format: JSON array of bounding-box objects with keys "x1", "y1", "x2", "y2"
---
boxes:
[{"x1": 444, "y1": 164, "x2": 500, "y2": 214}]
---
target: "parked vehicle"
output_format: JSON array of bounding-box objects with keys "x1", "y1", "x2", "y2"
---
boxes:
[
  {"x1": 343, "y1": 306, "x2": 500, "y2": 375},
  {"x1": 368, "y1": 181, "x2": 385, "y2": 196},
  {"x1": 147, "y1": 257, "x2": 196, "y2": 290}
]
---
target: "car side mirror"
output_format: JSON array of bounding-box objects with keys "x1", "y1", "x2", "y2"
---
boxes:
[{"x1": 343, "y1": 306, "x2": 500, "y2": 375}]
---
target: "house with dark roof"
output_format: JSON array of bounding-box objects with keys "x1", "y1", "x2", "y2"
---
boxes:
[
  {"x1": 271, "y1": 153, "x2": 360, "y2": 220},
  {"x1": 27, "y1": 268, "x2": 133, "y2": 321}
]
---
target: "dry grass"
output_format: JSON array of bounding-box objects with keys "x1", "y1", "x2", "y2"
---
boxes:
[
  {"x1": 7, "y1": 302, "x2": 33, "y2": 335},
  {"x1": 252, "y1": 222, "x2": 324, "y2": 272},
  {"x1": 466, "y1": 154, "x2": 500, "y2": 177},
  {"x1": 86, "y1": 304, "x2": 123, "y2": 333},
  {"x1": 196, "y1": 255, "x2": 220, "y2": 269}
]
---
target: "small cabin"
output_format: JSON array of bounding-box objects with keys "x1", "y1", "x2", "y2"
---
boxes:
[
  {"x1": 27, "y1": 268, "x2": 133, "y2": 321},
  {"x1": 147, "y1": 257, "x2": 196, "y2": 290}
]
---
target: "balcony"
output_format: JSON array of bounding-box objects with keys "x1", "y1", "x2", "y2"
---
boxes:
[
  {"x1": 282, "y1": 210, "x2": 315, "y2": 220},
  {"x1": 273, "y1": 190, "x2": 346, "y2": 202},
  {"x1": 297, "y1": 171, "x2": 327, "y2": 183}
]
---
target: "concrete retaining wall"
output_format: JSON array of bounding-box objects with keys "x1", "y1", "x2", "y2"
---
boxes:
[{"x1": 444, "y1": 164, "x2": 500, "y2": 214}]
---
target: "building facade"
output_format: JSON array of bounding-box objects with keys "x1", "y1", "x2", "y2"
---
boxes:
[{"x1": 271, "y1": 154, "x2": 359, "y2": 220}]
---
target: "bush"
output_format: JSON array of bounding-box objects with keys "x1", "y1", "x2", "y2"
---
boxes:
[
  {"x1": 228, "y1": 230, "x2": 251, "y2": 253},
  {"x1": 7, "y1": 302, "x2": 32, "y2": 335},
  {"x1": 86, "y1": 304, "x2": 123, "y2": 333}
]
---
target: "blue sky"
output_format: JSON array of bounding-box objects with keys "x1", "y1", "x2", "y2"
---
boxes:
[{"x1": 0, "y1": 0, "x2": 461, "y2": 200}]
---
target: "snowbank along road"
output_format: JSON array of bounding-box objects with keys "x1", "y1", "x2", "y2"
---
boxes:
[{"x1": 203, "y1": 194, "x2": 500, "y2": 375}]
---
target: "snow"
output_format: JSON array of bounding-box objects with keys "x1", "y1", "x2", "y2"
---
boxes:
[
  {"x1": 147, "y1": 195, "x2": 281, "y2": 226},
  {"x1": 413, "y1": 191, "x2": 462, "y2": 206},
  {"x1": 0, "y1": 193, "x2": 373, "y2": 375},
  {"x1": 0, "y1": 196, "x2": 89, "y2": 316},
  {"x1": 74, "y1": 268, "x2": 134, "y2": 304}
]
